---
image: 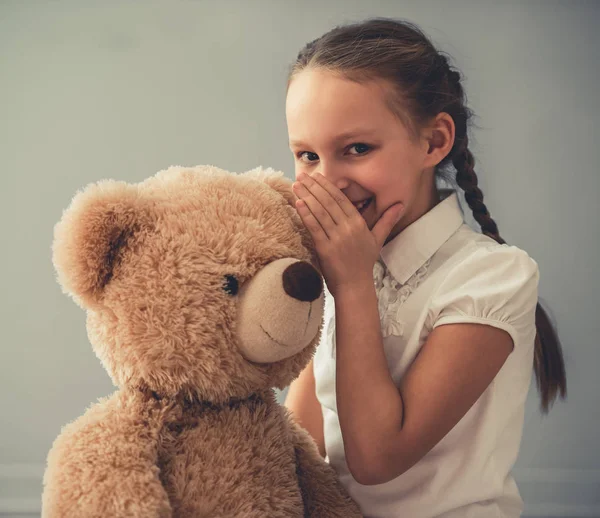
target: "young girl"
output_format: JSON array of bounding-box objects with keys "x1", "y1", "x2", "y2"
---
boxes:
[{"x1": 284, "y1": 17, "x2": 567, "y2": 518}]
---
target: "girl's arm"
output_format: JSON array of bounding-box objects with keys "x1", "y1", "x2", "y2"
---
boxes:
[
  {"x1": 284, "y1": 358, "x2": 327, "y2": 458},
  {"x1": 335, "y1": 280, "x2": 512, "y2": 486}
]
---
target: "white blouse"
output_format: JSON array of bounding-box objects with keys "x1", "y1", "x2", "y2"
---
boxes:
[{"x1": 313, "y1": 191, "x2": 539, "y2": 518}]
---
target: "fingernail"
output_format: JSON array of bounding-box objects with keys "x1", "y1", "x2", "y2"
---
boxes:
[{"x1": 395, "y1": 204, "x2": 405, "y2": 220}]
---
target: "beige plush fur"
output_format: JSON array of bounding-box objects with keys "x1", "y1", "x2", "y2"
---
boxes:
[{"x1": 42, "y1": 165, "x2": 363, "y2": 518}]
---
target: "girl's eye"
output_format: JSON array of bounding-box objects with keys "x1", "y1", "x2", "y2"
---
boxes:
[
  {"x1": 296, "y1": 143, "x2": 370, "y2": 163},
  {"x1": 298, "y1": 151, "x2": 319, "y2": 163},
  {"x1": 348, "y1": 143, "x2": 371, "y2": 155}
]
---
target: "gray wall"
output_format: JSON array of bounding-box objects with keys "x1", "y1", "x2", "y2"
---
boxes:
[{"x1": 1, "y1": 1, "x2": 598, "y2": 516}]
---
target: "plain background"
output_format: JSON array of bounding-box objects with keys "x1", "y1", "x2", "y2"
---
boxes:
[{"x1": 1, "y1": 1, "x2": 599, "y2": 517}]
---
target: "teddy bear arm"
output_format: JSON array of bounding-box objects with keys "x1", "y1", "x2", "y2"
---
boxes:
[
  {"x1": 42, "y1": 396, "x2": 172, "y2": 518},
  {"x1": 289, "y1": 421, "x2": 363, "y2": 518}
]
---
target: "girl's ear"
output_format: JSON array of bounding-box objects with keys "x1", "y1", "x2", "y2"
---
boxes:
[
  {"x1": 52, "y1": 180, "x2": 153, "y2": 310},
  {"x1": 423, "y1": 112, "x2": 456, "y2": 168}
]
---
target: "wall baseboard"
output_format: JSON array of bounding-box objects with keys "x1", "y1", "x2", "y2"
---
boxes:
[
  {"x1": 0, "y1": 464, "x2": 42, "y2": 515},
  {"x1": 1, "y1": 464, "x2": 599, "y2": 516},
  {"x1": 514, "y1": 467, "x2": 600, "y2": 517}
]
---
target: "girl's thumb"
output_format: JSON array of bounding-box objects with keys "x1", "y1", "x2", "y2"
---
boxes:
[
  {"x1": 390, "y1": 202, "x2": 404, "y2": 222},
  {"x1": 373, "y1": 202, "x2": 405, "y2": 248}
]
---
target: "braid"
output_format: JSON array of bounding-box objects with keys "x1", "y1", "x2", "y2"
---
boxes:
[
  {"x1": 438, "y1": 60, "x2": 505, "y2": 245},
  {"x1": 452, "y1": 137, "x2": 506, "y2": 245},
  {"x1": 444, "y1": 62, "x2": 567, "y2": 412}
]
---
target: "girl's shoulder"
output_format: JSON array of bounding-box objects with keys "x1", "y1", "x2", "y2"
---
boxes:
[
  {"x1": 427, "y1": 225, "x2": 540, "y2": 339},
  {"x1": 442, "y1": 223, "x2": 539, "y2": 279}
]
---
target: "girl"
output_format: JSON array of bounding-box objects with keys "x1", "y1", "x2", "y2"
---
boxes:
[{"x1": 284, "y1": 17, "x2": 567, "y2": 518}]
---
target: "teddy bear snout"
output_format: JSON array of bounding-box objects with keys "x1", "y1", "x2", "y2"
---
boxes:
[
  {"x1": 235, "y1": 257, "x2": 325, "y2": 363},
  {"x1": 281, "y1": 261, "x2": 323, "y2": 303}
]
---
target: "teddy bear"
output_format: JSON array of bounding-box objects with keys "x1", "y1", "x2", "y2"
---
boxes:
[{"x1": 41, "y1": 164, "x2": 363, "y2": 518}]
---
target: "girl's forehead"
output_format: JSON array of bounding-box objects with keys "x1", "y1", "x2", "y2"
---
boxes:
[
  {"x1": 286, "y1": 69, "x2": 396, "y2": 135},
  {"x1": 287, "y1": 69, "x2": 386, "y2": 110}
]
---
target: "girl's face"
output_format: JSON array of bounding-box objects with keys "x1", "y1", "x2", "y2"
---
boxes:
[{"x1": 286, "y1": 68, "x2": 440, "y2": 242}]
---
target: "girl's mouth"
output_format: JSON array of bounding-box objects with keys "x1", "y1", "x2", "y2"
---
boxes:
[{"x1": 353, "y1": 197, "x2": 374, "y2": 214}]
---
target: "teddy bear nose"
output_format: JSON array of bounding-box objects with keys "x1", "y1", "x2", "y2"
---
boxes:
[{"x1": 281, "y1": 261, "x2": 323, "y2": 302}]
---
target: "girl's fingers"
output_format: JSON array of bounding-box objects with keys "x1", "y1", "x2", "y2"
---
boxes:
[
  {"x1": 295, "y1": 199, "x2": 328, "y2": 244},
  {"x1": 310, "y1": 173, "x2": 357, "y2": 219},
  {"x1": 296, "y1": 173, "x2": 349, "y2": 224},
  {"x1": 292, "y1": 180, "x2": 337, "y2": 239}
]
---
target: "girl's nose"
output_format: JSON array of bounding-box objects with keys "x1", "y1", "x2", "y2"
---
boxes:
[{"x1": 314, "y1": 166, "x2": 350, "y2": 190}]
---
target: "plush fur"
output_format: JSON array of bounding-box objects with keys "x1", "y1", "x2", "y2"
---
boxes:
[{"x1": 42, "y1": 165, "x2": 363, "y2": 517}]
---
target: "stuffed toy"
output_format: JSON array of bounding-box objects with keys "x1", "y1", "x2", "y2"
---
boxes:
[{"x1": 42, "y1": 165, "x2": 363, "y2": 518}]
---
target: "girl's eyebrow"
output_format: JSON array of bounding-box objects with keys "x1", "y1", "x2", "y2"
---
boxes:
[{"x1": 289, "y1": 129, "x2": 378, "y2": 147}]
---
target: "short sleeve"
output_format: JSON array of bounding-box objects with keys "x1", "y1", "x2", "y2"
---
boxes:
[{"x1": 428, "y1": 244, "x2": 540, "y2": 349}]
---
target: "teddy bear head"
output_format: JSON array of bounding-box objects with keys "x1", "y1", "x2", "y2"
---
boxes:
[{"x1": 51, "y1": 165, "x2": 325, "y2": 405}]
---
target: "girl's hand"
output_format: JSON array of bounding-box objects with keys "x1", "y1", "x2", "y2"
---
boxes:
[{"x1": 292, "y1": 172, "x2": 404, "y2": 297}]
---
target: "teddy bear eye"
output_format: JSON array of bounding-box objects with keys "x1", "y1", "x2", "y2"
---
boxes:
[{"x1": 222, "y1": 274, "x2": 239, "y2": 296}]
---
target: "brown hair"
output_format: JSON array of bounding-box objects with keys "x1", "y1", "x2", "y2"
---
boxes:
[{"x1": 287, "y1": 17, "x2": 566, "y2": 413}]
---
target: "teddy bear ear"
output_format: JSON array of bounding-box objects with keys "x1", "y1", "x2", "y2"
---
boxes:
[
  {"x1": 260, "y1": 173, "x2": 299, "y2": 209},
  {"x1": 52, "y1": 179, "x2": 152, "y2": 310},
  {"x1": 241, "y1": 166, "x2": 298, "y2": 208},
  {"x1": 245, "y1": 167, "x2": 321, "y2": 272}
]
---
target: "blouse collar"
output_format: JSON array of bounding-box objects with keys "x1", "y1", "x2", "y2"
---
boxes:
[{"x1": 379, "y1": 190, "x2": 464, "y2": 285}]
